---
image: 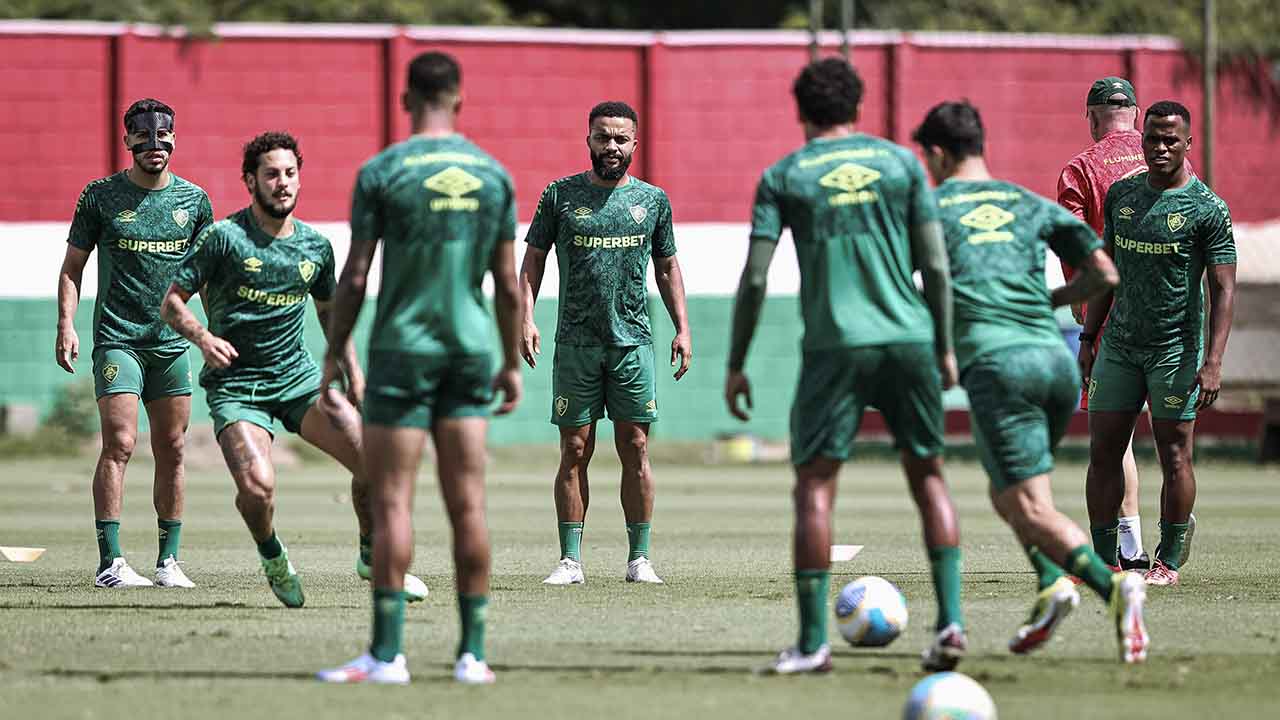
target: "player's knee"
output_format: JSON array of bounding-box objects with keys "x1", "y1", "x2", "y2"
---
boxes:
[
  {"x1": 235, "y1": 478, "x2": 274, "y2": 510},
  {"x1": 152, "y1": 431, "x2": 186, "y2": 465},
  {"x1": 101, "y1": 430, "x2": 136, "y2": 465},
  {"x1": 560, "y1": 434, "x2": 591, "y2": 465}
]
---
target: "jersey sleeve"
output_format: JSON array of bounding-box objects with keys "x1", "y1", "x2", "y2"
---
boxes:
[
  {"x1": 349, "y1": 162, "x2": 383, "y2": 244},
  {"x1": 499, "y1": 171, "x2": 517, "y2": 242},
  {"x1": 192, "y1": 192, "x2": 215, "y2": 240},
  {"x1": 906, "y1": 155, "x2": 938, "y2": 227},
  {"x1": 749, "y1": 167, "x2": 783, "y2": 242},
  {"x1": 1101, "y1": 183, "x2": 1117, "y2": 253},
  {"x1": 1044, "y1": 202, "x2": 1102, "y2": 269},
  {"x1": 651, "y1": 192, "x2": 676, "y2": 258},
  {"x1": 66, "y1": 184, "x2": 101, "y2": 251},
  {"x1": 1201, "y1": 194, "x2": 1236, "y2": 265},
  {"x1": 1056, "y1": 161, "x2": 1089, "y2": 222},
  {"x1": 524, "y1": 183, "x2": 558, "y2": 250},
  {"x1": 173, "y1": 224, "x2": 223, "y2": 294},
  {"x1": 311, "y1": 238, "x2": 338, "y2": 301}
]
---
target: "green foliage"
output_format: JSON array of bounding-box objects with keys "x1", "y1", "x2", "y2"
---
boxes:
[{"x1": 41, "y1": 380, "x2": 98, "y2": 439}]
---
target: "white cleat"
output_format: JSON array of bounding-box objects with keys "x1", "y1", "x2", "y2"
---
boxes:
[
  {"x1": 757, "y1": 644, "x2": 833, "y2": 675},
  {"x1": 1112, "y1": 571, "x2": 1149, "y2": 664},
  {"x1": 95, "y1": 557, "x2": 154, "y2": 588},
  {"x1": 625, "y1": 557, "x2": 665, "y2": 584},
  {"x1": 453, "y1": 652, "x2": 495, "y2": 685},
  {"x1": 542, "y1": 558, "x2": 585, "y2": 585},
  {"x1": 317, "y1": 653, "x2": 410, "y2": 685},
  {"x1": 356, "y1": 556, "x2": 429, "y2": 602},
  {"x1": 154, "y1": 556, "x2": 195, "y2": 588}
]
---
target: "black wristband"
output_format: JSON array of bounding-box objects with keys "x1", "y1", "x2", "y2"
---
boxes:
[{"x1": 1078, "y1": 332, "x2": 1096, "y2": 345}]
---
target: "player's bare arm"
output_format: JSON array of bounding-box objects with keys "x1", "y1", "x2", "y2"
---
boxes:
[
  {"x1": 321, "y1": 236, "x2": 378, "y2": 393},
  {"x1": 654, "y1": 254, "x2": 691, "y2": 380},
  {"x1": 1196, "y1": 262, "x2": 1237, "y2": 409},
  {"x1": 315, "y1": 298, "x2": 364, "y2": 409},
  {"x1": 909, "y1": 220, "x2": 958, "y2": 389},
  {"x1": 725, "y1": 237, "x2": 778, "y2": 421},
  {"x1": 517, "y1": 244, "x2": 548, "y2": 368},
  {"x1": 1050, "y1": 248, "x2": 1119, "y2": 308},
  {"x1": 491, "y1": 238, "x2": 524, "y2": 415},
  {"x1": 159, "y1": 282, "x2": 238, "y2": 369},
  {"x1": 55, "y1": 244, "x2": 91, "y2": 373}
]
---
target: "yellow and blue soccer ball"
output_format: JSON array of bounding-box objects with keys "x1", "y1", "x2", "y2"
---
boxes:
[
  {"x1": 834, "y1": 575, "x2": 908, "y2": 646},
  {"x1": 903, "y1": 672, "x2": 997, "y2": 720}
]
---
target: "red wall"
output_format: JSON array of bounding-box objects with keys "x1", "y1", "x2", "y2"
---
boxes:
[{"x1": 2, "y1": 27, "x2": 1277, "y2": 224}]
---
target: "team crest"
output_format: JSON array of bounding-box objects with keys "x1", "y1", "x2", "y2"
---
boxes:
[
  {"x1": 1167, "y1": 212, "x2": 1187, "y2": 233},
  {"x1": 172, "y1": 208, "x2": 189, "y2": 228},
  {"x1": 244, "y1": 257, "x2": 263, "y2": 273},
  {"x1": 574, "y1": 206, "x2": 593, "y2": 218},
  {"x1": 629, "y1": 205, "x2": 648, "y2": 225},
  {"x1": 102, "y1": 363, "x2": 120, "y2": 384},
  {"x1": 298, "y1": 259, "x2": 317, "y2": 283},
  {"x1": 555, "y1": 396, "x2": 569, "y2": 417}
]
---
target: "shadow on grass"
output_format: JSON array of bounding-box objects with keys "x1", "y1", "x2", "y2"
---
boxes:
[
  {"x1": 0, "y1": 603, "x2": 343, "y2": 611},
  {"x1": 43, "y1": 668, "x2": 317, "y2": 682}
]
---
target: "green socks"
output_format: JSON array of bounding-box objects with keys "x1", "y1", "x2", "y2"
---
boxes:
[
  {"x1": 359, "y1": 534, "x2": 373, "y2": 566},
  {"x1": 1155, "y1": 520, "x2": 1191, "y2": 570},
  {"x1": 1090, "y1": 523, "x2": 1120, "y2": 566},
  {"x1": 1066, "y1": 544, "x2": 1115, "y2": 600},
  {"x1": 928, "y1": 545, "x2": 964, "y2": 630},
  {"x1": 157, "y1": 519, "x2": 182, "y2": 566},
  {"x1": 457, "y1": 593, "x2": 489, "y2": 661},
  {"x1": 626, "y1": 522, "x2": 651, "y2": 562},
  {"x1": 558, "y1": 522, "x2": 583, "y2": 562},
  {"x1": 256, "y1": 531, "x2": 284, "y2": 560},
  {"x1": 370, "y1": 587, "x2": 406, "y2": 662},
  {"x1": 795, "y1": 569, "x2": 830, "y2": 654},
  {"x1": 95, "y1": 519, "x2": 122, "y2": 572},
  {"x1": 1026, "y1": 545, "x2": 1067, "y2": 591}
]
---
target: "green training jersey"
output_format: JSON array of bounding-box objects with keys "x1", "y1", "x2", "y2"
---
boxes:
[
  {"x1": 173, "y1": 208, "x2": 336, "y2": 387},
  {"x1": 525, "y1": 172, "x2": 676, "y2": 347},
  {"x1": 67, "y1": 171, "x2": 214, "y2": 352},
  {"x1": 750, "y1": 134, "x2": 936, "y2": 350},
  {"x1": 352, "y1": 134, "x2": 516, "y2": 356},
  {"x1": 1103, "y1": 175, "x2": 1235, "y2": 349},
  {"x1": 936, "y1": 178, "x2": 1100, "y2": 370}
]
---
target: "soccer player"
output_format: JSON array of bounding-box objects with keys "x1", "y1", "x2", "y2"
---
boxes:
[
  {"x1": 725, "y1": 58, "x2": 965, "y2": 674},
  {"x1": 1059, "y1": 77, "x2": 1189, "y2": 571},
  {"x1": 519, "y1": 101, "x2": 691, "y2": 586},
  {"x1": 1081, "y1": 101, "x2": 1236, "y2": 586},
  {"x1": 159, "y1": 132, "x2": 428, "y2": 608},
  {"x1": 316, "y1": 51, "x2": 521, "y2": 685},
  {"x1": 914, "y1": 100, "x2": 1149, "y2": 663},
  {"x1": 56, "y1": 98, "x2": 213, "y2": 589}
]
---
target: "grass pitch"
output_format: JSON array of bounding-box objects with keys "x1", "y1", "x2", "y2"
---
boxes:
[{"x1": 2, "y1": 450, "x2": 1278, "y2": 719}]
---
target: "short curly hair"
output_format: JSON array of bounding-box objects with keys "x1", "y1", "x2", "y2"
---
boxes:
[
  {"x1": 913, "y1": 101, "x2": 985, "y2": 158},
  {"x1": 589, "y1": 101, "x2": 638, "y2": 128},
  {"x1": 241, "y1": 131, "x2": 303, "y2": 176},
  {"x1": 792, "y1": 58, "x2": 863, "y2": 128}
]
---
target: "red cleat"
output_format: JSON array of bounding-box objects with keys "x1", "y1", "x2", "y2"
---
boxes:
[{"x1": 1144, "y1": 560, "x2": 1179, "y2": 586}]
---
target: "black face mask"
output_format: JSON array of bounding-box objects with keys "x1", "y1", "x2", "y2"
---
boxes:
[{"x1": 126, "y1": 112, "x2": 175, "y2": 154}]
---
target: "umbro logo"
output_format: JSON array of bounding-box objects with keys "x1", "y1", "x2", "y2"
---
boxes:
[
  {"x1": 574, "y1": 206, "x2": 592, "y2": 218},
  {"x1": 244, "y1": 257, "x2": 263, "y2": 273},
  {"x1": 1118, "y1": 207, "x2": 1135, "y2": 220},
  {"x1": 117, "y1": 210, "x2": 137, "y2": 223},
  {"x1": 1164, "y1": 395, "x2": 1185, "y2": 407}
]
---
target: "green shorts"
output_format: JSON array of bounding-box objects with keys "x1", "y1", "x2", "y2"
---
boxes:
[
  {"x1": 552, "y1": 344, "x2": 657, "y2": 427},
  {"x1": 963, "y1": 343, "x2": 1079, "y2": 491},
  {"x1": 364, "y1": 351, "x2": 493, "y2": 429},
  {"x1": 92, "y1": 346, "x2": 192, "y2": 402},
  {"x1": 206, "y1": 366, "x2": 321, "y2": 437},
  {"x1": 1088, "y1": 339, "x2": 1202, "y2": 421},
  {"x1": 790, "y1": 343, "x2": 944, "y2": 466}
]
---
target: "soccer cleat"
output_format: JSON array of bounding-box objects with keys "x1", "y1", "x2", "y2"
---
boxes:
[
  {"x1": 1118, "y1": 551, "x2": 1151, "y2": 572},
  {"x1": 542, "y1": 558, "x2": 585, "y2": 585},
  {"x1": 356, "y1": 556, "x2": 429, "y2": 602},
  {"x1": 261, "y1": 548, "x2": 305, "y2": 608},
  {"x1": 1110, "y1": 572, "x2": 1149, "y2": 663},
  {"x1": 1009, "y1": 577, "x2": 1080, "y2": 654},
  {"x1": 453, "y1": 652, "x2": 496, "y2": 685},
  {"x1": 316, "y1": 653, "x2": 410, "y2": 685},
  {"x1": 154, "y1": 556, "x2": 195, "y2": 588},
  {"x1": 95, "y1": 557, "x2": 155, "y2": 588},
  {"x1": 757, "y1": 644, "x2": 833, "y2": 675},
  {"x1": 625, "y1": 556, "x2": 665, "y2": 584},
  {"x1": 1144, "y1": 560, "x2": 1179, "y2": 587},
  {"x1": 1178, "y1": 513, "x2": 1196, "y2": 569},
  {"x1": 921, "y1": 623, "x2": 967, "y2": 672}
]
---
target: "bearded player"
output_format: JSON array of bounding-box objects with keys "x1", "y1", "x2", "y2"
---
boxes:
[
  {"x1": 519, "y1": 101, "x2": 691, "y2": 586},
  {"x1": 160, "y1": 132, "x2": 427, "y2": 607},
  {"x1": 1081, "y1": 102, "x2": 1235, "y2": 586},
  {"x1": 57, "y1": 98, "x2": 213, "y2": 589}
]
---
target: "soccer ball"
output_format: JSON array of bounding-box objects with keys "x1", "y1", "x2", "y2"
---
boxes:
[
  {"x1": 834, "y1": 575, "x2": 908, "y2": 646},
  {"x1": 903, "y1": 672, "x2": 997, "y2": 720}
]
